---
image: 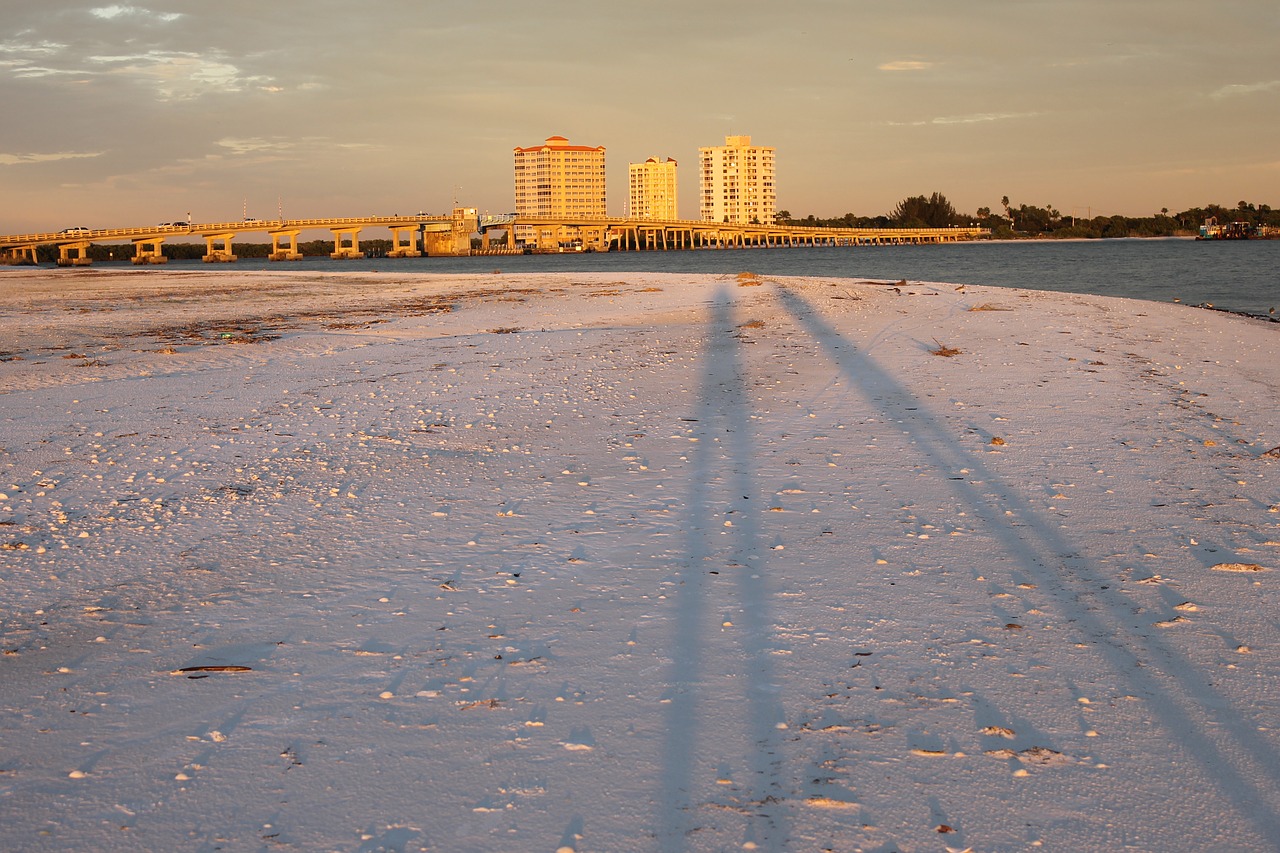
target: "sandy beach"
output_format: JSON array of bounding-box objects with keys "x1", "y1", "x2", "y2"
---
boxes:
[{"x1": 1, "y1": 267, "x2": 1278, "y2": 851}]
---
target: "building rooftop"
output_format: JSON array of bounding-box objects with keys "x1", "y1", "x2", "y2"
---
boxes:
[{"x1": 514, "y1": 136, "x2": 606, "y2": 154}]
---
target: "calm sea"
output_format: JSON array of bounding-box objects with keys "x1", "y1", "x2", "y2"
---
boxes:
[{"x1": 173, "y1": 238, "x2": 1280, "y2": 320}]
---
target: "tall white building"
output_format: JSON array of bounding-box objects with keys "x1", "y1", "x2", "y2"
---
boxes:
[
  {"x1": 513, "y1": 135, "x2": 607, "y2": 218},
  {"x1": 698, "y1": 135, "x2": 776, "y2": 225},
  {"x1": 628, "y1": 158, "x2": 679, "y2": 220}
]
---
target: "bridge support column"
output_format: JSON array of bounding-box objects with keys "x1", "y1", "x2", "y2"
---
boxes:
[
  {"x1": 132, "y1": 237, "x2": 168, "y2": 265},
  {"x1": 2, "y1": 245, "x2": 39, "y2": 265},
  {"x1": 57, "y1": 242, "x2": 92, "y2": 266},
  {"x1": 422, "y1": 222, "x2": 470, "y2": 256},
  {"x1": 331, "y1": 228, "x2": 362, "y2": 259},
  {"x1": 387, "y1": 227, "x2": 421, "y2": 258},
  {"x1": 203, "y1": 234, "x2": 237, "y2": 262},
  {"x1": 269, "y1": 230, "x2": 303, "y2": 261},
  {"x1": 538, "y1": 226, "x2": 564, "y2": 252}
]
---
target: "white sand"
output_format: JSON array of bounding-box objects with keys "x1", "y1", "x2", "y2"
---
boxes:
[{"x1": 1, "y1": 267, "x2": 1278, "y2": 851}]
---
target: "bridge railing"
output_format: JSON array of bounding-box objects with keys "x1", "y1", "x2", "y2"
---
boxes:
[
  {"x1": 1, "y1": 216, "x2": 459, "y2": 246},
  {"x1": 511, "y1": 215, "x2": 984, "y2": 235}
]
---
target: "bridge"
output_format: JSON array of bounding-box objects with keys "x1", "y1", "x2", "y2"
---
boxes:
[
  {"x1": 1, "y1": 209, "x2": 987, "y2": 266},
  {"x1": 0, "y1": 213, "x2": 465, "y2": 266},
  {"x1": 505, "y1": 215, "x2": 986, "y2": 252}
]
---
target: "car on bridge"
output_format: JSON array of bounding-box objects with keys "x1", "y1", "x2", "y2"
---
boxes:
[{"x1": 58, "y1": 226, "x2": 92, "y2": 236}]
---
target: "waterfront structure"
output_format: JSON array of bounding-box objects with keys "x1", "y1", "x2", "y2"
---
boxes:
[
  {"x1": 513, "y1": 136, "x2": 607, "y2": 218},
  {"x1": 0, "y1": 212, "x2": 482, "y2": 265},
  {"x1": 628, "y1": 157, "x2": 679, "y2": 220},
  {"x1": 698, "y1": 135, "x2": 776, "y2": 225},
  {"x1": 1, "y1": 215, "x2": 987, "y2": 265}
]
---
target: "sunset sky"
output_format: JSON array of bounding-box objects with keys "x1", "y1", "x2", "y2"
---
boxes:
[{"x1": 2, "y1": 0, "x2": 1278, "y2": 231}]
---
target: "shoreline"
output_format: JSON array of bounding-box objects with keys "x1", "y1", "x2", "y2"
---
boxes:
[
  {"x1": 3, "y1": 260, "x2": 1277, "y2": 324},
  {"x1": 5, "y1": 237, "x2": 1277, "y2": 324}
]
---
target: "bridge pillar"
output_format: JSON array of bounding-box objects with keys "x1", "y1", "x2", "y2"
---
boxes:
[
  {"x1": 478, "y1": 228, "x2": 513, "y2": 252},
  {"x1": 331, "y1": 228, "x2": 362, "y2": 259},
  {"x1": 2, "y1": 245, "x2": 39, "y2": 265},
  {"x1": 203, "y1": 234, "x2": 237, "y2": 262},
  {"x1": 132, "y1": 237, "x2": 168, "y2": 265},
  {"x1": 269, "y1": 230, "x2": 303, "y2": 261},
  {"x1": 387, "y1": 226, "x2": 421, "y2": 258},
  {"x1": 57, "y1": 242, "x2": 92, "y2": 266},
  {"x1": 422, "y1": 221, "x2": 471, "y2": 257}
]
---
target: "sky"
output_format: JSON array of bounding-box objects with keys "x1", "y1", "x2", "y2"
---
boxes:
[{"x1": 2, "y1": 0, "x2": 1278, "y2": 232}]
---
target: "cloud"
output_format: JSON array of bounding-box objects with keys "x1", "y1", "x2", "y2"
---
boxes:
[
  {"x1": 215, "y1": 137, "x2": 382, "y2": 158},
  {"x1": 878, "y1": 60, "x2": 933, "y2": 72},
  {"x1": 86, "y1": 50, "x2": 274, "y2": 100},
  {"x1": 90, "y1": 6, "x2": 183, "y2": 23},
  {"x1": 0, "y1": 39, "x2": 65, "y2": 58},
  {"x1": 0, "y1": 151, "x2": 103, "y2": 167},
  {"x1": 1211, "y1": 80, "x2": 1280, "y2": 100},
  {"x1": 932, "y1": 111, "x2": 1039, "y2": 125},
  {"x1": 9, "y1": 66, "x2": 85, "y2": 79},
  {"x1": 3, "y1": 31, "x2": 260, "y2": 101},
  {"x1": 885, "y1": 112, "x2": 1039, "y2": 128},
  {"x1": 217, "y1": 137, "x2": 299, "y2": 156},
  {"x1": 0, "y1": 39, "x2": 69, "y2": 75}
]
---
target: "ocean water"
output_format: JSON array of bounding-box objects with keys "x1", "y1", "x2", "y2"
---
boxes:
[{"x1": 173, "y1": 238, "x2": 1280, "y2": 319}]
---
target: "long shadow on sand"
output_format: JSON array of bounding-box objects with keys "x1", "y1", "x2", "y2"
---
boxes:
[
  {"x1": 773, "y1": 284, "x2": 1280, "y2": 842},
  {"x1": 659, "y1": 288, "x2": 789, "y2": 851}
]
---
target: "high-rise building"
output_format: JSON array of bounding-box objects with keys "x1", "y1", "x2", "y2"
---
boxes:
[
  {"x1": 698, "y1": 135, "x2": 776, "y2": 225},
  {"x1": 513, "y1": 135, "x2": 607, "y2": 218},
  {"x1": 628, "y1": 157, "x2": 679, "y2": 220}
]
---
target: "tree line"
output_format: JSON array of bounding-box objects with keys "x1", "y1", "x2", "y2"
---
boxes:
[{"x1": 777, "y1": 194, "x2": 1280, "y2": 239}]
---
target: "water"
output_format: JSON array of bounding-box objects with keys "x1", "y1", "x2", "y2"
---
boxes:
[{"x1": 166, "y1": 238, "x2": 1280, "y2": 319}]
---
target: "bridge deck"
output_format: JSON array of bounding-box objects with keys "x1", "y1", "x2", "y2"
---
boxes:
[
  {"x1": 0, "y1": 217, "x2": 455, "y2": 248},
  {"x1": 2, "y1": 215, "x2": 988, "y2": 257}
]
